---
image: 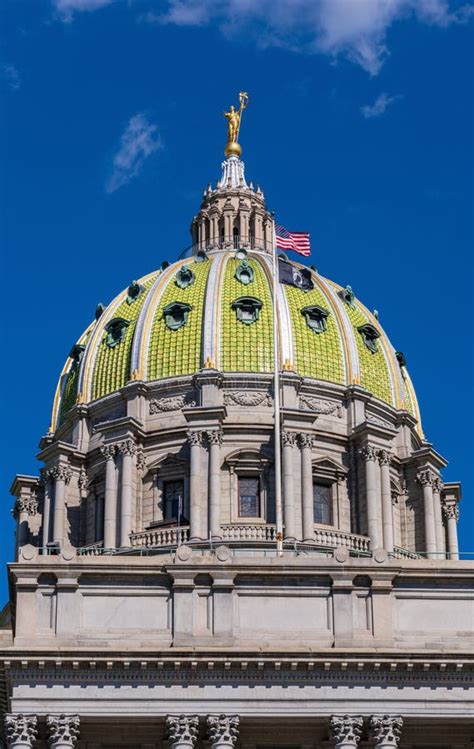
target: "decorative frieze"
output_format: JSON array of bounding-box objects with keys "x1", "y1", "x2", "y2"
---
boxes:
[
  {"x1": 149, "y1": 394, "x2": 196, "y2": 413},
  {"x1": 46, "y1": 714, "x2": 80, "y2": 748},
  {"x1": 207, "y1": 714, "x2": 240, "y2": 747},
  {"x1": 299, "y1": 395, "x2": 342, "y2": 417},
  {"x1": 369, "y1": 715, "x2": 403, "y2": 747},
  {"x1": 4, "y1": 713, "x2": 38, "y2": 748},
  {"x1": 166, "y1": 715, "x2": 199, "y2": 748},
  {"x1": 367, "y1": 414, "x2": 393, "y2": 429},
  {"x1": 329, "y1": 715, "x2": 363, "y2": 747},
  {"x1": 223, "y1": 390, "x2": 271, "y2": 407}
]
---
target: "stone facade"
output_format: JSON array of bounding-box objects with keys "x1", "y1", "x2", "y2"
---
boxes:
[{"x1": 1, "y1": 154, "x2": 472, "y2": 747}]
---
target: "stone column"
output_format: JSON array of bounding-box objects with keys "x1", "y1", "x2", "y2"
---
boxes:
[
  {"x1": 207, "y1": 715, "x2": 240, "y2": 749},
  {"x1": 46, "y1": 715, "x2": 80, "y2": 749},
  {"x1": 378, "y1": 450, "x2": 394, "y2": 553},
  {"x1": 329, "y1": 715, "x2": 363, "y2": 748},
  {"x1": 417, "y1": 469, "x2": 437, "y2": 559},
  {"x1": 443, "y1": 502, "x2": 459, "y2": 560},
  {"x1": 4, "y1": 714, "x2": 38, "y2": 749},
  {"x1": 188, "y1": 430, "x2": 204, "y2": 540},
  {"x1": 208, "y1": 429, "x2": 223, "y2": 540},
  {"x1": 13, "y1": 497, "x2": 37, "y2": 550},
  {"x1": 282, "y1": 431, "x2": 297, "y2": 540},
  {"x1": 101, "y1": 444, "x2": 117, "y2": 549},
  {"x1": 166, "y1": 715, "x2": 199, "y2": 749},
  {"x1": 369, "y1": 715, "x2": 403, "y2": 748},
  {"x1": 360, "y1": 446, "x2": 381, "y2": 550},
  {"x1": 118, "y1": 438, "x2": 137, "y2": 548},
  {"x1": 433, "y1": 478, "x2": 445, "y2": 556},
  {"x1": 299, "y1": 433, "x2": 315, "y2": 542},
  {"x1": 42, "y1": 472, "x2": 53, "y2": 547},
  {"x1": 50, "y1": 464, "x2": 72, "y2": 546}
]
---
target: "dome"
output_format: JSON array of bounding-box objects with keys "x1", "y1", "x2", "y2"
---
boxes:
[{"x1": 51, "y1": 231, "x2": 420, "y2": 435}]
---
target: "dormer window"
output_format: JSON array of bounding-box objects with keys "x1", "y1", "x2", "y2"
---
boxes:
[
  {"x1": 126, "y1": 280, "x2": 144, "y2": 305},
  {"x1": 163, "y1": 302, "x2": 192, "y2": 331},
  {"x1": 301, "y1": 305, "x2": 330, "y2": 334},
  {"x1": 358, "y1": 323, "x2": 380, "y2": 353},
  {"x1": 235, "y1": 259, "x2": 254, "y2": 286},
  {"x1": 232, "y1": 296, "x2": 262, "y2": 325},
  {"x1": 175, "y1": 265, "x2": 195, "y2": 289},
  {"x1": 69, "y1": 344, "x2": 85, "y2": 370},
  {"x1": 339, "y1": 285, "x2": 356, "y2": 309},
  {"x1": 104, "y1": 318, "x2": 130, "y2": 348}
]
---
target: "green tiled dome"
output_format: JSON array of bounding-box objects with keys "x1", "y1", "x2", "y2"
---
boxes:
[{"x1": 51, "y1": 252, "x2": 421, "y2": 431}]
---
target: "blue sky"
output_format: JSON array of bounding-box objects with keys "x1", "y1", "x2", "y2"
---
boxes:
[{"x1": 1, "y1": 0, "x2": 473, "y2": 602}]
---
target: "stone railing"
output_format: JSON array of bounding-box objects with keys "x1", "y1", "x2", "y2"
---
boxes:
[
  {"x1": 221, "y1": 524, "x2": 277, "y2": 542},
  {"x1": 390, "y1": 546, "x2": 421, "y2": 559},
  {"x1": 130, "y1": 526, "x2": 190, "y2": 548},
  {"x1": 313, "y1": 528, "x2": 370, "y2": 552}
]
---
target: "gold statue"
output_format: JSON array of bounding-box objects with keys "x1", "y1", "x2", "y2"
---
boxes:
[{"x1": 224, "y1": 91, "x2": 248, "y2": 157}]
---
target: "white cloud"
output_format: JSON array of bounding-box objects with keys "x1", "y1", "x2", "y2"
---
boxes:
[
  {"x1": 1, "y1": 64, "x2": 21, "y2": 91},
  {"x1": 106, "y1": 113, "x2": 163, "y2": 194},
  {"x1": 52, "y1": 0, "x2": 116, "y2": 22},
  {"x1": 152, "y1": 0, "x2": 474, "y2": 75},
  {"x1": 361, "y1": 91, "x2": 402, "y2": 118}
]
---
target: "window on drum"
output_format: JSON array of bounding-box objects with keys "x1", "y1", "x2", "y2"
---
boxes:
[{"x1": 238, "y1": 476, "x2": 260, "y2": 517}]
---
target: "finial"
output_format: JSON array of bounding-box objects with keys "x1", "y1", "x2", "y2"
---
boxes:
[
  {"x1": 283, "y1": 358, "x2": 294, "y2": 371},
  {"x1": 76, "y1": 391, "x2": 85, "y2": 404},
  {"x1": 131, "y1": 368, "x2": 141, "y2": 381},
  {"x1": 204, "y1": 356, "x2": 215, "y2": 369},
  {"x1": 223, "y1": 91, "x2": 249, "y2": 158}
]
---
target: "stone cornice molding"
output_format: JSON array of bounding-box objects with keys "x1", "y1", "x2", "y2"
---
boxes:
[
  {"x1": 46, "y1": 714, "x2": 80, "y2": 747},
  {"x1": 207, "y1": 714, "x2": 240, "y2": 747},
  {"x1": 117, "y1": 438, "x2": 137, "y2": 457},
  {"x1": 4, "y1": 713, "x2": 38, "y2": 746},
  {"x1": 369, "y1": 715, "x2": 403, "y2": 747},
  {"x1": 359, "y1": 445, "x2": 377, "y2": 463},
  {"x1": 166, "y1": 714, "x2": 199, "y2": 746},
  {"x1": 329, "y1": 714, "x2": 363, "y2": 745}
]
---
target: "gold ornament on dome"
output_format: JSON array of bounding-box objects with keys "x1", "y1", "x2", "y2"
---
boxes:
[{"x1": 223, "y1": 91, "x2": 249, "y2": 158}]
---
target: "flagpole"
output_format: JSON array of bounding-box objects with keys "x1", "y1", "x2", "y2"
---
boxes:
[{"x1": 271, "y1": 216, "x2": 284, "y2": 555}]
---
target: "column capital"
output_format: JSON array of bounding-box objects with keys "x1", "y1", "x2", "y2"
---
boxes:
[
  {"x1": 359, "y1": 445, "x2": 377, "y2": 462},
  {"x1": 13, "y1": 496, "x2": 38, "y2": 519},
  {"x1": 100, "y1": 443, "x2": 117, "y2": 460},
  {"x1": 433, "y1": 476, "x2": 444, "y2": 493},
  {"x1": 416, "y1": 468, "x2": 436, "y2": 487},
  {"x1": 117, "y1": 438, "x2": 137, "y2": 457},
  {"x1": 4, "y1": 713, "x2": 38, "y2": 747},
  {"x1": 46, "y1": 714, "x2": 80, "y2": 748},
  {"x1": 207, "y1": 714, "x2": 240, "y2": 747},
  {"x1": 298, "y1": 432, "x2": 314, "y2": 449},
  {"x1": 329, "y1": 715, "x2": 363, "y2": 746},
  {"x1": 207, "y1": 429, "x2": 223, "y2": 446},
  {"x1": 48, "y1": 464, "x2": 72, "y2": 484},
  {"x1": 378, "y1": 449, "x2": 392, "y2": 466},
  {"x1": 369, "y1": 715, "x2": 403, "y2": 747},
  {"x1": 442, "y1": 501, "x2": 459, "y2": 522},
  {"x1": 282, "y1": 430, "x2": 297, "y2": 447},
  {"x1": 187, "y1": 430, "x2": 204, "y2": 446},
  {"x1": 166, "y1": 715, "x2": 199, "y2": 747}
]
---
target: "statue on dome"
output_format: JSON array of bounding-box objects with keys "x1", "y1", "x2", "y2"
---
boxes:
[{"x1": 223, "y1": 92, "x2": 249, "y2": 158}]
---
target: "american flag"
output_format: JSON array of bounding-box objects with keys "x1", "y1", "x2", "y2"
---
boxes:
[{"x1": 275, "y1": 223, "x2": 311, "y2": 257}]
